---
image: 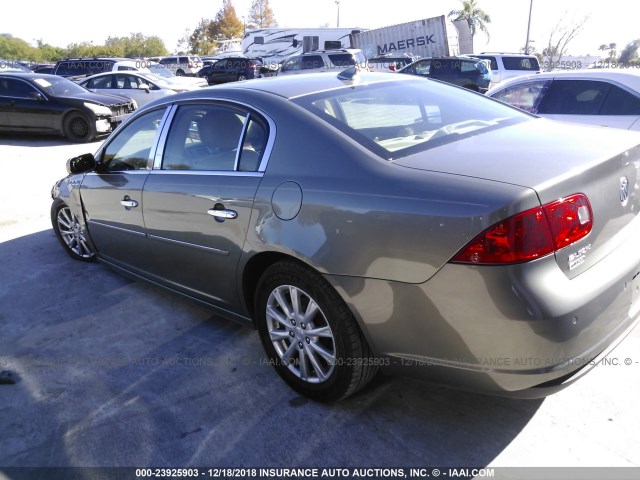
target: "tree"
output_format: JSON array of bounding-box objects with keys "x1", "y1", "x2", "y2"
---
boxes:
[
  {"x1": 448, "y1": 0, "x2": 491, "y2": 41},
  {"x1": 209, "y1": 0, "x2": 244, "y2": 40},
  {"x1": 188, "y1": 18, "x2": 218, "y2": 55},
  {"x1": 619, "y1": 39, "x2": 640, "y2": 65},
  {"x1": 247, "y1": 0, "x2": 277, "y2": 29},
  {"x1": 542, "y1": 14, "x2": 589, "y2": 71}
]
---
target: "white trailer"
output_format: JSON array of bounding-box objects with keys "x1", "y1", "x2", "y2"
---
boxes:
[
  {"x1": 241, "y1": 27, "x2": 361, "y2": 68},
  {"x1": 349, "y1": 16, "x2": 463, "y2": 59}
]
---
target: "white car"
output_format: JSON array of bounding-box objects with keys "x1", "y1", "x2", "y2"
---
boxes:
[
  {"x1": 79, "y1": 71, "x2": 179, "y2": 107},
  {"x1": 474, "y1": 53, "x2": 540, "y2": 86},
  {"x1": 278, "y1": 49, "x2": 367, "y2": 76},
  {"x1": 487, "y1": 69, "x2": 640, "y2": 131}
]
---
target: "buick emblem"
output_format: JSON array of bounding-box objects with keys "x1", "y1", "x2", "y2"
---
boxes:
[{"x1": 619, "y1": 176, "x2": 629, "y2": 207}]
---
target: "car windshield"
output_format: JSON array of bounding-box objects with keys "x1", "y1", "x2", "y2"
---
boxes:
[
  {"x1": 293, "y1": 78, "x2": 532, "y2": 159},
  {"x1": 31, "y1": 76, "x2": 89, "y2": 96},
  {"x1": 147, "y1": 64, "x2": 176, "y2": 78}
]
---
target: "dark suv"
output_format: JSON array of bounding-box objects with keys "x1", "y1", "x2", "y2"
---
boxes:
[
  {"x1": 51, "y1": 58, "x2": 128, "y2": 80},
  {"x1": 399, "y1": 56, "x2": 492, "y2": 93},
  {"x1": 197, "y1": 57, "x2": 262, "y2": 84}
]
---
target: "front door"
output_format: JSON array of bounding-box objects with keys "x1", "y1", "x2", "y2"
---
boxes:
[{"x1": 80, "y1": 107, "x2": 167, "y2": 272}]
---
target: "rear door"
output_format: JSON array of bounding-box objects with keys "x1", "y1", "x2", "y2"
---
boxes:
[
  {"x1": 537, "y1": 79, "x2": 640, "y2": 130},
  {"x1": 141, "y1": 102, "x2": 271, "y2": 311}
]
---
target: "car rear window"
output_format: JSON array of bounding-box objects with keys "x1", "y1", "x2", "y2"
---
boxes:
[
  {"x1": 293, "y1": 78, "x2": 531, "y2": 159},
  {"x1": 502, "y1": 57, "x2": 540, "y2": 71}
]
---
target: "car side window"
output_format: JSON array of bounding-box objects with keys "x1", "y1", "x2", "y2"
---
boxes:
[
  {"x1": 301, "y1": 55, "x2": 324, "y2": 70},
  {"x1": 162, "y1": 105, "x2": 267, "y2": 172},
  {"x1": 600, "y1": 85, "x2": 640, "y2": 115},
  {"x1": 101, "y1": 108, "x2": 166, "y2": 172},
  {"x1": 414, "y1": 60, "x2": 431, "y2": 76},
  {"x1": 0, "y1": 78, "x2": 38, "y2": 98},
  {"x1": 538, "y1": 80, "x2": 609, "y2": 115},
  {"x1": 86, "y1": 75, "x2": 113, "y2": 89},
  {"x1": 491, "y1": 80, "x2": 549, "y2": 113},
  {"x1": 116, "y1": 74, "x2": 139, "y2": 89}
]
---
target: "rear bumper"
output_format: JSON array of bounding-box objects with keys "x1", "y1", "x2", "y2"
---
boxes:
[{"x1": 326, "y1": 218, "x2": 640, "y2": 397}]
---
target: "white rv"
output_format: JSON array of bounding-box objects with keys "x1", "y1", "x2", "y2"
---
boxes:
[{"x1": 242, "y1": 27, "x2": 361, "y2": 68}]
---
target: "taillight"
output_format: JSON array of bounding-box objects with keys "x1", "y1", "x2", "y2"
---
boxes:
[{"x1": 452, "y1": 194, "x2": 593, "y2": 265}]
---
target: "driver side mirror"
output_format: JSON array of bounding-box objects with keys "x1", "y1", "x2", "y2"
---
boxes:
[
  {"x1": 67, "y1": 153, "x2": 97, "y2": 175},
  {"x1": 139, "y1": 83, "x2": 150, "y2": 93},
  {"x1": 28, "y1": 92, "x2": 44, "y2": 101}
]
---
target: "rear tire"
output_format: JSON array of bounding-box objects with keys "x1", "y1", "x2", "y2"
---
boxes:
[
  {"x1": 64, "y1": 112, "x2": 94, "y2": 143},
  {"x1": 176, "y1": 69, "x2": 185, "y2": 76},
  {"x1": 237, "y1": 74, "x2": 247, "y2": 81},
  {"x1": 255, "y1": 261, "x2": 378, "y2": 401}
]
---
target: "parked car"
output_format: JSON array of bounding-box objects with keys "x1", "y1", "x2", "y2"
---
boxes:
[
  {"x1": 197, "y1": 57, "x2": 262, "y2": 84},
  {"x1": 367, "y1": 53, "x2": 419, "y2": 72},
  {"x1": 51, "y1": 70, "x2": 640, "y2": 401},
  {"x1": 51, "y1": 57, "x2": 128, "y2": 80},
  {"x1": 0, "y1": 72, "x2": 135, "y2": 142},
  {"x1": 0, "y1": 58, "x2": 31, "y2": 72},
  {"x1": 474, "y1": 52, "x2": 540, "y2": 86},
  {"x1": 157, "y1": 55, "x2": 203, "y2": 76},
  {"x1": 278, "y1": 49, "x2": 367, "y2": 76},
  {"x1": 79, "y1": 72, "x2": 181, "y2": 107},
  {"x1": 487, "y1": 70, "x2": 640, "y2": 130},
  {"x1": 398, "y1": 56, "x2": 492, "y2": 92},
  {"x1": 145, "y1": 62, "x2": 208, "y2": 89}
]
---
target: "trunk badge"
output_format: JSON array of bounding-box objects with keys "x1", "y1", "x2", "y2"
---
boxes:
[{"x1": 620, "y1": 176, "x2": 629, "y2": 207}]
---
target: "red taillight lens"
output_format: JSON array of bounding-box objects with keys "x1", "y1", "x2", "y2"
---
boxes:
[{"x1": 452, "y1": 194, "x2": 593, "y2": 265}]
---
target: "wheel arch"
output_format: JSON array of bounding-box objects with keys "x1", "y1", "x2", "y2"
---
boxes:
[{"x1": 241, "y1": 251, "x2": 310, "y2": 323}]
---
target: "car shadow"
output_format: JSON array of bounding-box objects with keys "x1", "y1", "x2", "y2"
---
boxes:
[{"x1": 0, "y1": 229, "x2": 542, "y2": 468}]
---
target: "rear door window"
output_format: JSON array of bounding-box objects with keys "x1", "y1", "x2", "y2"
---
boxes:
[
  {"x1": 538, "y1": 80, "x2": 609, "y2": 115},
  {"x1": 502, "y1": 56, "x2": 540, "y2": 71}
]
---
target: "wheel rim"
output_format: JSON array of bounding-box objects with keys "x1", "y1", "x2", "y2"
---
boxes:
[
  {"x1": 266, "y1": 285, "x2": 336, "y2": 383},
  {"x1": 57, "y1": 207, "x2": 94, "y2": 258},
  {"x1": 69, "y1": 117, "x2": 89, "y2": 139}
]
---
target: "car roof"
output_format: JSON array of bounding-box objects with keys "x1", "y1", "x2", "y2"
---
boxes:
[
  {"x1": 0, "y1": 72, "x2": 63, "y2": 80},
  {"x1": 488, "y1": 69, "x2": 640, "y2": 93},
  {"x1": 166, "y1": 70, "x2": 414, "y2": 101}
]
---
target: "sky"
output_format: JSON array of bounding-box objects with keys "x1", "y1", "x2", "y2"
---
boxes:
[{"x1": 1, "y1": 0, "x2": 637, "y2": 57}]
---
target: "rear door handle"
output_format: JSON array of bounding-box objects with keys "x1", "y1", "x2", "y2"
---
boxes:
[{"x1": 207, "y1": 208, "x2": 237, "y2": 220}]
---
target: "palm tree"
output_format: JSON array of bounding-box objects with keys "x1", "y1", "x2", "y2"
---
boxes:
[{"x1": 448, "y1": 0, "x2": 492, "y2": 41}]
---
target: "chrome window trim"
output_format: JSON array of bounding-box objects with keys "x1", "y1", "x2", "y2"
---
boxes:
[
  {"x1": 141, "y1": 97, "x2": 276, "y2": 174},
  {"x1": 152, "y1": 105, "x2": 178, "y2": 170},
  {"x1": 149, "y1": 106, "x2": 176, "y2": 169},
  {"x1": 233, "y1": 112, "x2": 251, "y2": 171},
  {"x1": 148, "y1": 170, "x2": 263, "y2": 178}
]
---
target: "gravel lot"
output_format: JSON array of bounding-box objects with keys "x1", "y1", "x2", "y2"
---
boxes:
[{"x1": 1, "y1": 134, "x2": 639, "y2": 475}]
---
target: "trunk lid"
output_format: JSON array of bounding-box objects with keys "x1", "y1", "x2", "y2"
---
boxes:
[{"x1": 393, "y1": 119, "x2": 640, "y2": 278}]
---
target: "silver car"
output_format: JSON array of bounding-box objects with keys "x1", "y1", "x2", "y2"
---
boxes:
[
  {"x1": 79, "y1": 72, "x2": 178, "y2": 107},
  {"x1": 51, "y1": 70, "x2": 640, "y2": 401}
]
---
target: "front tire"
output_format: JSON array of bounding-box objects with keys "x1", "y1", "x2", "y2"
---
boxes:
[
  {"x1": 64, "y1": 112, "x2": 94, "y2": 143},
  {"x1": 255, "y1": 261, "x2": 377, "y2": 401},
  {"x1": 237, "y1": 74, "x2": 248, "y2": 81},
  {"x1": 51, "y1": 201, "x2": 95, "y2": 262}
]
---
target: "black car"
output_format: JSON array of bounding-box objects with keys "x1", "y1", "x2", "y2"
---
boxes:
[
  {"x1": 197, "y1": 57, "x2": 262, "y2": 84},
  {"x1": 399, "y1": 56, "x2": 493, "y2": 93},
  {"x1": 51, "y1": 57, "x2": 128, "y2": 80},
  {"x1": 0, "y1": 72, "x2": 136, "y2": 142},
  {"x1": 368, "y1": 53, "x2": 419, "y2": 72}
]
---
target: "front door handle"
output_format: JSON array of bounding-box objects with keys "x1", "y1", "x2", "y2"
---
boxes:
[
  {"x1": 120, "y1": 197, "x2": 138, "y2": 208},
  {"x1": 207, "y1": 208, "x2": 237, "y2": 220}
]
